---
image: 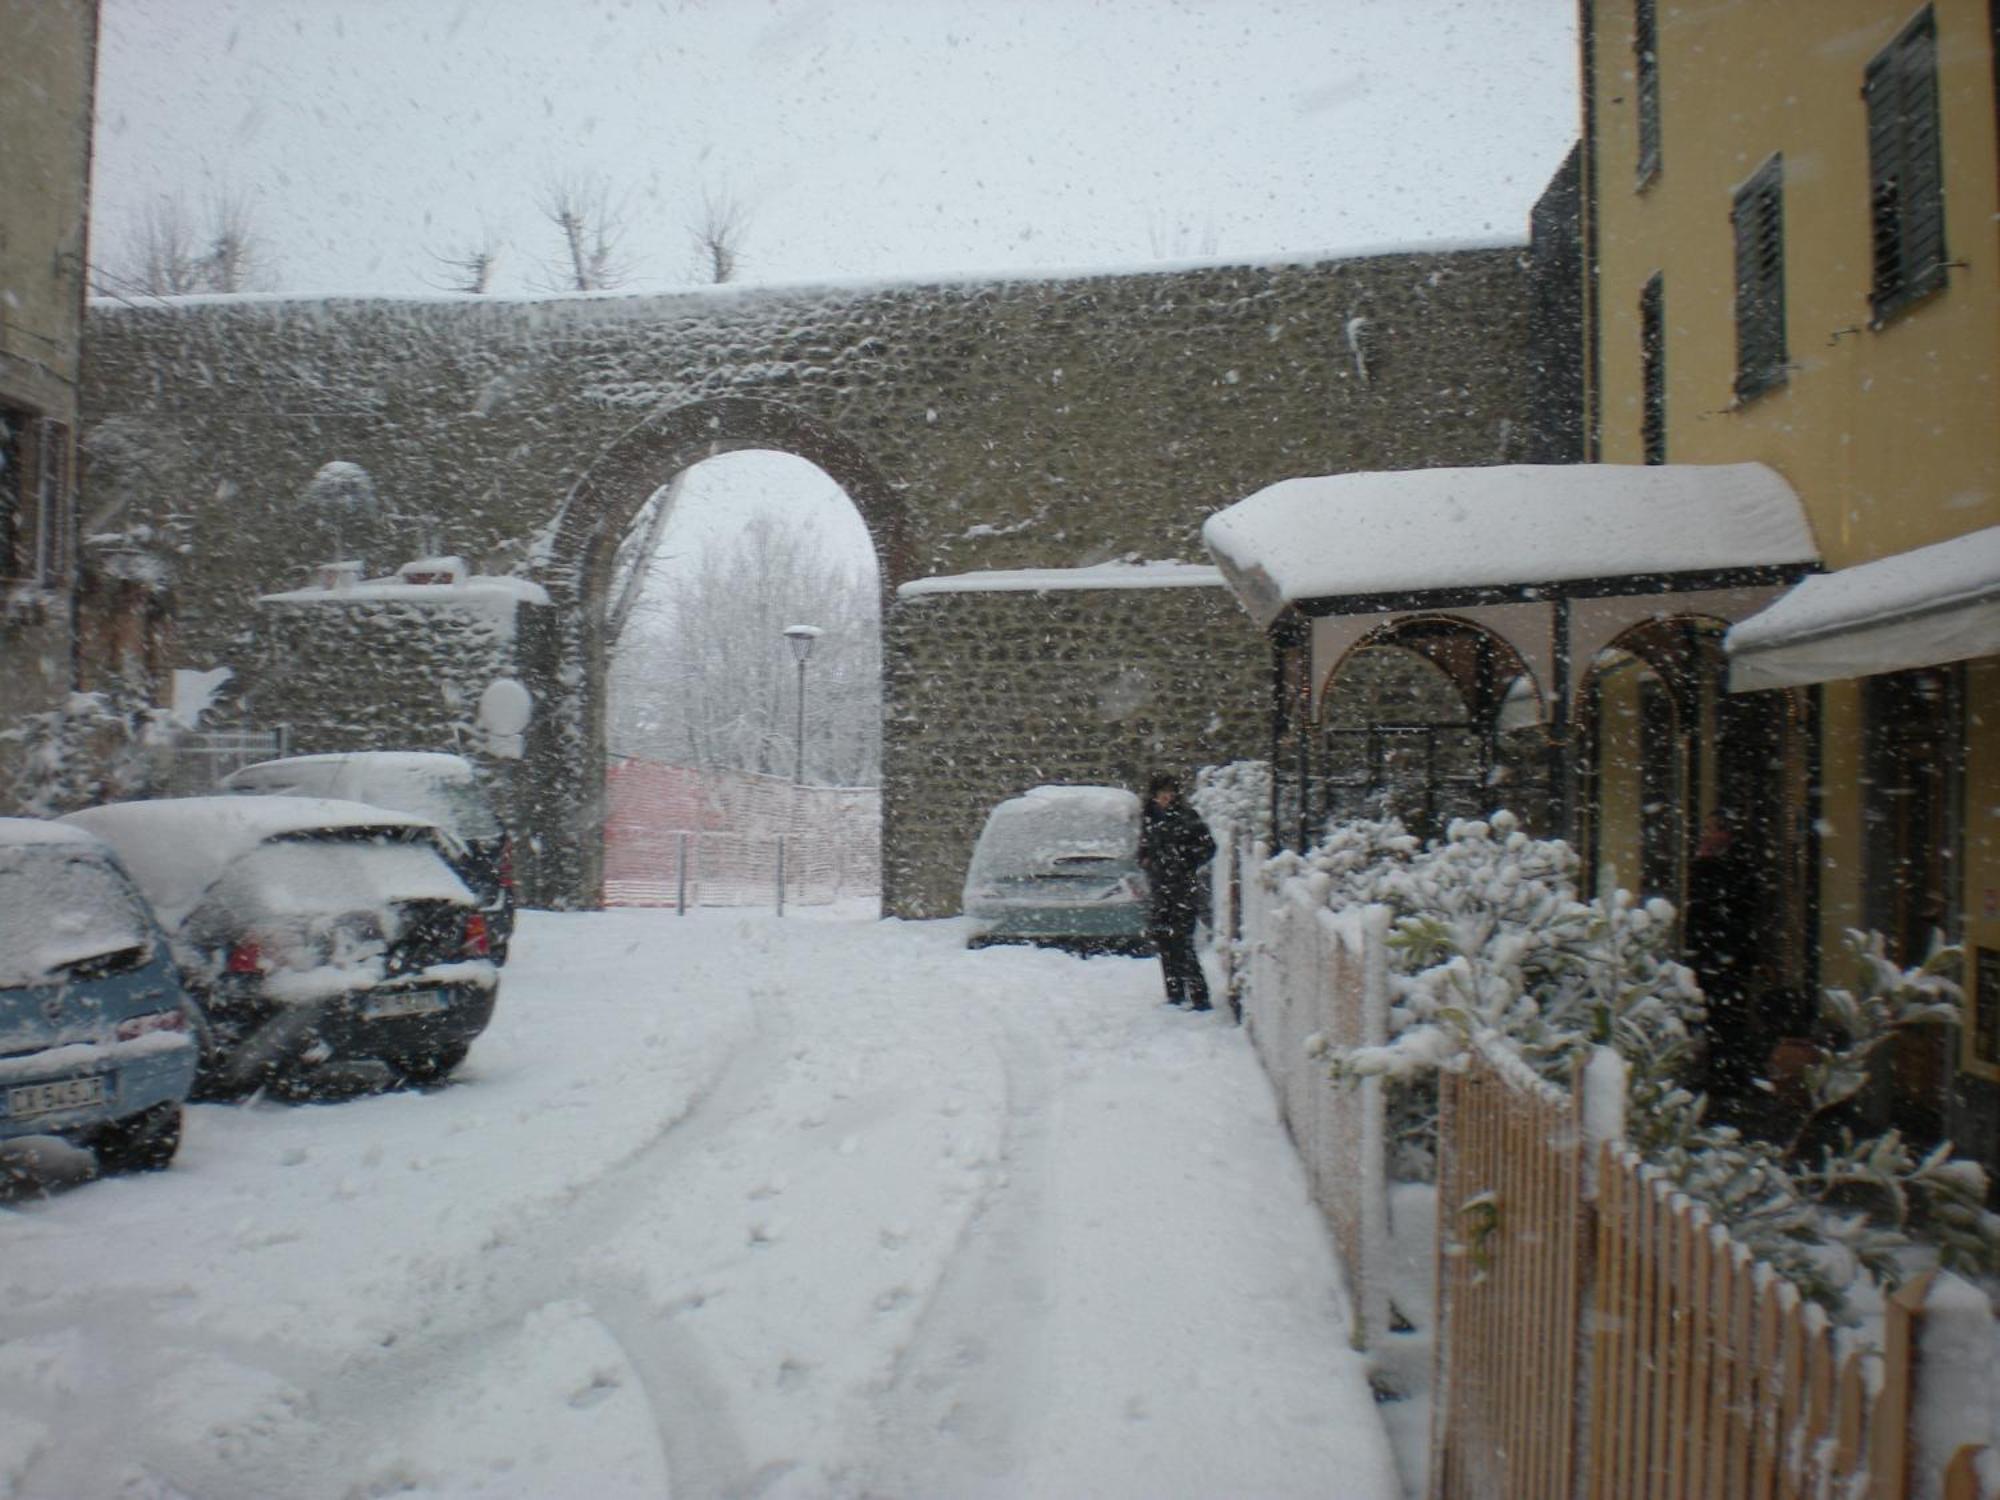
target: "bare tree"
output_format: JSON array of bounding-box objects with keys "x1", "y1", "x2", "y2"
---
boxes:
[
  {"x1": 95, "y1": 190, "x2": 276, "y2": 297},
  {"x1": 535, "y1": 169, "x2": 630, "y2": 292},
  {"x1": 689, "y1": 186, "x2": 750, "y2": 284},
  {"x1": 608, "y1": 511, "x2": 882, "y2": 785},
  {"x1": 428, "y1": 240, "x2": 502, "y2": 294}
]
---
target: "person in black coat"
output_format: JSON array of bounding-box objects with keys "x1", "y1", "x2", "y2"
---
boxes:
[
  {"x1": 1683, "y1": 808, "x2": 1758, "y2": 1099},
  {"x1": 1138, "y1": 773, "x2": 1217, "y2": 1010}
]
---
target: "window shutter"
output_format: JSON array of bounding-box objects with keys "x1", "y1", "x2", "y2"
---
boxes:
[
  {"x1": 1635, "y1": 0, "x2": 1662, "y2": 184},
  {"x1": 1733, "y1": 156, "x2": 1786, "y2": 402},
  {"x1": 1640, "y1": 273, "x2": 1666, "y2": 464},
  {"x1": 1866, "y1": 7, "x2": 1947, "y2": 321}
]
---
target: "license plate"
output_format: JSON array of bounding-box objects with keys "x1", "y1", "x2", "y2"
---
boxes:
[
  {"x1": 7, "y1": 1075, "x2": 109, "y2": 1121},
  {"x1": 364, "y1": 988, "x2": 449, "y2": 1020}
]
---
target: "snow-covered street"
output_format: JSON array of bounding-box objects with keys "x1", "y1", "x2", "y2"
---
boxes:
[{"x1": 0, "y1": 907, "x2": 1400, "y2": 1499}]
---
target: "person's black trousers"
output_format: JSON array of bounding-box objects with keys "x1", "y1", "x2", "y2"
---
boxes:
[{"x1": 1150, "y1": 921, "x2": 1210, "y2": 1009}]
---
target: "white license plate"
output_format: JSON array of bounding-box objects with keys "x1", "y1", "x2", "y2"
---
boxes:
[
  {"x1": 364, "y1": 988, "x2": 449, "y2": 1020},
  {"x1": 7, "y1": 1075, "x2": 109, "y2": 1121}
]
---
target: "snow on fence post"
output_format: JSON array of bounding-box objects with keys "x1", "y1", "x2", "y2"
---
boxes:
[{"x1": 1905, "y1": 1271, "x2": 1998, "y2": 1500}]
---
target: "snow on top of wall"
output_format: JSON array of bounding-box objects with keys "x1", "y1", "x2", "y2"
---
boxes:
[
  {"x1": 1727, "y1": 524, "x2": 2000, "y2": 653},
  {"x1": 260, "y1": 574, "x2": 552, "y2": 610},
  {"x1": 1202, "y1": 463, "x2": 1817, "y2": 628},
  {"x1": 899, "y1": 560, "x2": 1227, "y2": 599},
  {"x1": 85, "y1": 235, "x2": 1525, "y2": 316}
]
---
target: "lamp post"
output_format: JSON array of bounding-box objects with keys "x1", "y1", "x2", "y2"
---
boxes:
[{"x1": 783, "y1": 624, "x2": 821, "y2": 785}]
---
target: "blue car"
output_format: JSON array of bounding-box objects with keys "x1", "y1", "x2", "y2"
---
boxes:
[{"x1": 0, "y1": 819, "x2": 199, "y2": 1173}]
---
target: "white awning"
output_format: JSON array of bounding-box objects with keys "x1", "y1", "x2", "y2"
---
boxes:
[
  {"x1": 1202, "y1": 463, "x2": 1817, "y2": 628},
  {"x1": 1726, "y1": 526, "x2": 2000, "y2": 692}
]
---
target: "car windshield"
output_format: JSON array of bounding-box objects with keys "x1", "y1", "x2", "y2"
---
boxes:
[{"x1": 0, "y1": 845, "x2": 153, "y2": 988}]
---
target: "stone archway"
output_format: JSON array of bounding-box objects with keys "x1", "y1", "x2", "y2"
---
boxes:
[{"x1": 531, "y1": 395, "x2": 903, "y2": 905}]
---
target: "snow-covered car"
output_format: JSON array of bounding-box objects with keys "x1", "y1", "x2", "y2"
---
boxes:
[
  {"x1": 961, "y1": 785, "x2": 1152, "y2": 954},
  {"x1": 61, "y1": 797, "x2": 500, "y2": 1098},
  {"x1": 0, "y1": 819, "x2": 198, "y2": 1172},
  {"x1": 221, "y1": 752, "x2": 516, "y2": 963}
]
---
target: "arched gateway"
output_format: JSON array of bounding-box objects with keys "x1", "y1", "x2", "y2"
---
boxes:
[{"x1": 81, "y1": 247, "x2": 1536, "y2": 913}]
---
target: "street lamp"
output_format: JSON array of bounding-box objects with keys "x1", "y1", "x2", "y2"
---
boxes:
[{"x1": 783, "y1": 624, "x2": 821, "y2": 785}]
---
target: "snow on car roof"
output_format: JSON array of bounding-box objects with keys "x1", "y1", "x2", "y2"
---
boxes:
[
  {"x1": 1202, "y1": 462, "x2": 1818, "y2": 628},
  {"x1": 61, "y1": 796, "x2": 437, "y2": 929},
  {"x1": 0, "y1": 817, "x2": 106, "y2": 850}
]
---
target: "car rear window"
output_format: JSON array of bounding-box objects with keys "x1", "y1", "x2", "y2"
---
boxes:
[
  {"x1": 208, "y1": 833, "x2": 473, "y2": 921},
  {"x1": 341, "y1": 769, "x2": 502, "y2": 842},
  {"x1": 968, "y1": 802, "x2": 1138, "y2": 882},
  {"x1": 0, "y1": 846, "x2": 155, "y2": 988}
]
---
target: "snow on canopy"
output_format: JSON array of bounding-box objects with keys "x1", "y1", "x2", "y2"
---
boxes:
[
  {"x1": 0, "y1": 820, "x2": 155, "y2": 988},
  {"x1": 1202, "y1": 463, "x2": 1818, "y2": 628},
  {"x1": 60, "y1": 797, "x2": 439, "y2": 930},
  {"x1": 899, "y1": 560, "x2": 1226, "y2": 598},
  {"x1": 1726, "y1": 524, "x2": 2000, "y2": 692},
  {"x1": 260, "y1": 572, "x2": 550, "y2": 610}
]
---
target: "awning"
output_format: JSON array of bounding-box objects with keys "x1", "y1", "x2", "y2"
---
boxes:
[
  {"x1": 1202, "y1": 463, "x2": 1818, "y2": 629},
  {"x1": 1726, "y1": 525, "x2": 2000, "y2": 692}
]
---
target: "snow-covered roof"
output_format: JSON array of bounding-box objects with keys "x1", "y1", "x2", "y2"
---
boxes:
[
  {"x1": 899, "y1": 561, "x2": 1226, "y2": 599},
  {"x1": 229, "y1": 751, "x2": 476, "y2": 780},
  {"x1": 1726, "y1": 525, "x2": 2000, "y2": 692},
  {"x1": 61, "y1": 796, "x2": 437, "y2": 929},
  {"x1": 1202, "y1": 463, "x2": 1818, "y2": 628}
]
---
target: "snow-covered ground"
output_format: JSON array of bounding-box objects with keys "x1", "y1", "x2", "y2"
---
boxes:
[{"x1": 0, "y1": 907, "x2": 1401, "y2": 1499}]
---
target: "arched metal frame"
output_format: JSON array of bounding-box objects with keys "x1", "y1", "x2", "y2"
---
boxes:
[{"x1": 1296, "y1": 613, "x2": 1551, "y2": 845}]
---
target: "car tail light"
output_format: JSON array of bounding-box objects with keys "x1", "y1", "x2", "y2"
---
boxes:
[
  {"x1": 116, "y1": 1007, "x2": 187, "y2": 1041},
  {"x1": 225, "y1": 939, "x2": 266, "y2": 975},
  {"x1": 498, "y1": 840, "x2": 515, "y2": 892},
  {"x1": 462, "y1": 912, "x2": 491, "y2": 959}
]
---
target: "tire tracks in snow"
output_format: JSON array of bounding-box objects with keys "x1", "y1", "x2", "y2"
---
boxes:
[
  {"x1": 7, "y1": 989, "x2": 800, "y2": 1500},
  {"x1": 841, "y1": 1014, "x2": 1060, "y2": 1498}
]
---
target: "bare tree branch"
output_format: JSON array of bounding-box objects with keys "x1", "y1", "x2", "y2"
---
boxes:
[
  {"x1": 690, "y1": 186, "x2": 750, "y2": 284},
  {"x1": 428, "y1": 241, "x2": 502, "y2": 294},
  {"x1": 534, "y1": 169, "x2": 630, "y2": 292},
  {"x1": 95, "y1": 190, "x2": 276, "y2": 296}
]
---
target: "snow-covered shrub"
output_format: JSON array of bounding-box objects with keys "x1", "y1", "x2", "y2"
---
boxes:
[
  {"x1": 1297, "y1": 811, "x2": 1999, "y2": 1316},
  {"x1": 2, "y1": 689, "x2": 177, "y2": 816},
  {"x1": 1190, "y1": 759, "x2": 1272, "y2": 848}
]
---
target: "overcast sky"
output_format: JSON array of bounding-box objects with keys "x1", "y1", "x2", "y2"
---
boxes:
[
  {"x1": 90, "y1": 0, "x2": 1580, "y2": 298},
  {"x1": 88, "y1": 0, "x2": 1581, "y2": 597}
]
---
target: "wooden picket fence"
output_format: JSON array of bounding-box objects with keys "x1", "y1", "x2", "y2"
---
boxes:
[{"x1": 1432, "y1": 1042, "x2": 1992, "y2": 1500}]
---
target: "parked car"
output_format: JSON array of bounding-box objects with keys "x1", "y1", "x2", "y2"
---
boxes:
[
  {"x1": 0, "y1": 819, "x2": 198, "y2": 1172},
  {"x1": 961, "y1": 785, "x2": 1152, "y2": 954},
  {"x1": 62, "y1": 797, "x2": 499, "y2": 1098},
  {"x1": 221, "y1": 752, "x2": 515, "y2": 962}
]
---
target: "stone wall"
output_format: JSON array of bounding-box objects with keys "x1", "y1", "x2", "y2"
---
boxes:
[
  {"x1": 80, "y1": 244, "x2": 1539, "y2": 911},
  {"x1": 884, "y1": 581, "x2": 1269, "y2": 915}
]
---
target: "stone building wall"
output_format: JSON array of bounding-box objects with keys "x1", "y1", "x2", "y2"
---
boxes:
[
  {"x1": 884, "y1": 580, "x2": 1269, "y2": 915},
  {"x1": 80, "y1": 245, "x2": 1538, "y2": 910}
]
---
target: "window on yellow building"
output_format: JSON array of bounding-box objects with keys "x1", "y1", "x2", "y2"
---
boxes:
[
  {"x1": 1732, "y1": 154, "x2": 1787, "y2": 403},
  {"x1": 1635, "y1": 0, "x2": 1661, "y2": 185},
  {"x1": 1864, "y1": 6, "x2": 1948, "y2": 323},
  {"x1": 1640, "y1": 272, "x2": 1665, "y2": 462}
]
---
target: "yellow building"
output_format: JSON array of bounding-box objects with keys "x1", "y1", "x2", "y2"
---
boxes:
[
  {"x1": 0, "y1": 0, "x2": 98, "y2": 788},
  {"x1": 1581, "y1": 0, "x2": 1999, "y2": 1149}
]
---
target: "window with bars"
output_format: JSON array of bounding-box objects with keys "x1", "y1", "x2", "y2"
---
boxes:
[
  {"x1": 1640, "y1": 273, "x2": 1665, "y2": 463},
  {"x1": 1732, "y1": 154, "x2": 1787, "y2": 404},
  {"x1": 1635, "y1": 0, "x2": 1662, "y2": 184},
  {"x1": 1865, "y1": 6, "x2": 1948, "y2": 322}
]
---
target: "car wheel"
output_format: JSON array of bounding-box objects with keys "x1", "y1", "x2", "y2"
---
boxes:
[
  {"x1": 93, "y1": 1102, "x2": 183, "y2": 1173},
  {"x1": 393, "y1": 1042, "x2": 471, "y2": 1086}
]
